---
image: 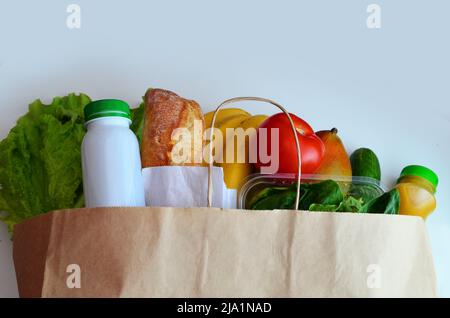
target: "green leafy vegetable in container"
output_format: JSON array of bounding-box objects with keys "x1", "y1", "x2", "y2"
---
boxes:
[
  {"x1": 309, "y1": 196, "x2": 364, "y2": 213},
  {"x1": 360, "y1": 189, "x2": 400, "y2": 214},
  {"x1": 250, "y1": 180, "x2": 343, "y2": 211},
  {"x1": 249, "y1": 179, "x2": 399, "y2": 215},
  {"x1": 250, "y1": 187, "x2": 297, "y2": 210},
  {"x1": 347, "y1": 183, "x2": 381, "y2": 204},
  {"x1": 297, "y1": 180, "x2": 344, "y2": 210}
]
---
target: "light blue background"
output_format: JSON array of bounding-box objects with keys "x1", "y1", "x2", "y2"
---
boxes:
[{"x1": 1, "y1": 0, "x2": 449, "y2": 297}]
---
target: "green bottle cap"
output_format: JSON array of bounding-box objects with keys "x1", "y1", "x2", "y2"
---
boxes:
[
  {"x1": 399, "y1": 165, "x2": 439, "y2": 189},
  {"x1": 84, "y1": 99, "x2": 131, "y2": 123}
]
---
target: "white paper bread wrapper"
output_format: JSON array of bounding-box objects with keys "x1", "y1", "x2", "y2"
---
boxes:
[{"x1": 142, "y1": 166, "x2": 237, "y2": 209}]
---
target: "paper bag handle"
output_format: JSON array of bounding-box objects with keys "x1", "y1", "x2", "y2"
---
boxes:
[{"x1": 207, "y1": 97, "x2": 302, "y2": 209}]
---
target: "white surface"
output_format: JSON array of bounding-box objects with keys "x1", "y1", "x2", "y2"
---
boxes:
[
  {"x1": 0, "y1": 0, "x2": 449, "y2": 297},
  {"x1": 82, "y1": 117, "x2": 145, "y2": 207}
]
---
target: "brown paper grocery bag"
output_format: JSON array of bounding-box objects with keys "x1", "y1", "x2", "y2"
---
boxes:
[{"x1": 13, "y1": 207, "x2": 436, "y2": 298}]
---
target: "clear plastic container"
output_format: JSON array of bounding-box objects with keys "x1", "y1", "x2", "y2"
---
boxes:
[{"x1": 238, "y1": 173, "x2": 385, "y2": 210}]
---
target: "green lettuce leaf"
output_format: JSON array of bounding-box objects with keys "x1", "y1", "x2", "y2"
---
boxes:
[
  {"x1": 130, "y1": 101, "x2": 145, "y2": 145},
  {"x1": 0, "y1": 94, "x2": 91, "y2": 232}
]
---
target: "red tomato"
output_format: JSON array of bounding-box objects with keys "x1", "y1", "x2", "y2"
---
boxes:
[{"x1": 255, "y1": 113, "x2": 325, "y2": 175}]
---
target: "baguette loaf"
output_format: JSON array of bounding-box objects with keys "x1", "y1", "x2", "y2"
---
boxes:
[{"x1": 141, "y1": 88, "x2": 204, "y2": 167}]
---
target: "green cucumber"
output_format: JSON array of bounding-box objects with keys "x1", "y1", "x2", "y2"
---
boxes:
[{"x1": 350, "y1": 148, "x2": 381, "y2": 181}]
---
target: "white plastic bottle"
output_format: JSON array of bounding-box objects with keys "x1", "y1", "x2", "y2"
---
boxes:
[{"x1": 81, "y1": 99, "x2": 145, "y2": 207}]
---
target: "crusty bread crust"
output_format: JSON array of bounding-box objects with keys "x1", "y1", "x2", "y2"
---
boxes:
[{"x1": 141, "y1": 88, "x2": 204, "y2": 167}]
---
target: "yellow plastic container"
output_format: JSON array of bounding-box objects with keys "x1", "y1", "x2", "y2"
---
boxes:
[{"x1": 396, "y1": 165, "x2": 438, "y2": 220}]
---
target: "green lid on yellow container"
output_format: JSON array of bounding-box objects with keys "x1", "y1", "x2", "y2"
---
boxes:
[{"x1": 399, "y1": 165, "x2": 439, "y2": 189}]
